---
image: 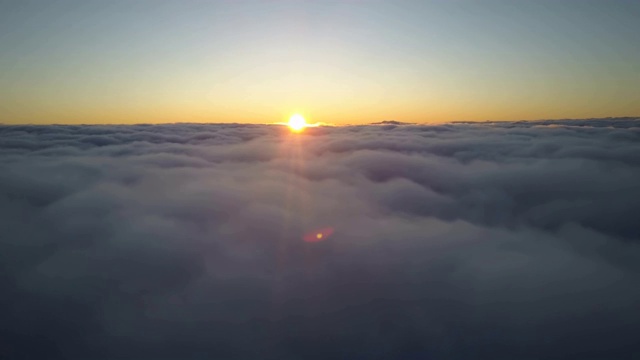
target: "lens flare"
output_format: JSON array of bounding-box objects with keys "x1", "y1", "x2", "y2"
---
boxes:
[{"x1": 304, "y1": 227, "x2": 334, "y2": 242}]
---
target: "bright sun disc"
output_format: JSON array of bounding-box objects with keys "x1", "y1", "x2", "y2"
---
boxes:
[{"x1": 288, "y1": 114, "x2": 307, "y2": 132}]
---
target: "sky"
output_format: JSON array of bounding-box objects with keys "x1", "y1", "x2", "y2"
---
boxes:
[{"x1": 0, "y1": 0, "x2": 639, "y2": 124}]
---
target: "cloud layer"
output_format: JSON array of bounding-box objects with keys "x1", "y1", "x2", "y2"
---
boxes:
[{"x1": 1, "y1": 118, "x2": 640, "y2": 359}]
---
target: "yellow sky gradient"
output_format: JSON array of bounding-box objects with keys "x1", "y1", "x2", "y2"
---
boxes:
[{"x1": 1, "y1": 1, "x2": 639, "y2": 125}]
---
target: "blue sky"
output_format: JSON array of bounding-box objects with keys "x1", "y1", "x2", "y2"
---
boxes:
[{"x1": 1, "y1": 0, "x2": 638, "y2": 124}]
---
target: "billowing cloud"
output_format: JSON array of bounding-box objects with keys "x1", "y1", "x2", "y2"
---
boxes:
[{"x1": 1, "y1": 118, "x2": 640, "y2": 359}]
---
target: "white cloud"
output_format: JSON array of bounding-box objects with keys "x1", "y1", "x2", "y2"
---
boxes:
[{"x1": 1, "y1": 118, "x2": 639, "y2": 359}]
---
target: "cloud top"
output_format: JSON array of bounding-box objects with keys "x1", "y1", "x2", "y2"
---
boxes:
[{"x1": 1, "y1": 118, "x2": 640, "y2": 359}]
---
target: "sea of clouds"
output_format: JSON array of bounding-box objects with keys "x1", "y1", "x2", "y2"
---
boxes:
[{"x1": 1, "y1": 118, "x2": 639, "y2": 359}]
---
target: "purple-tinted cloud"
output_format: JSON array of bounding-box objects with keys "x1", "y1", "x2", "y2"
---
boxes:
[{"x1": 1, "y1": 118, "x2": 639, "y2": 359}]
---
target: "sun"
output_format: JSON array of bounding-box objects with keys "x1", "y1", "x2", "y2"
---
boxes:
[{"x1": 288, "y1": 114, "x2": 307, "y2": 132}]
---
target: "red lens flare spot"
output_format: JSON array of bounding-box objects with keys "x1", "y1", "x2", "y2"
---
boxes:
[{"x1": 303, "y1": 227, "x2": 334, "y2": 242}]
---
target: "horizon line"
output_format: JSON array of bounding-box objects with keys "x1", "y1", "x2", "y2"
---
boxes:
[{"x1": 1, "y1": 115, "x2": 639, "y2": 127}]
